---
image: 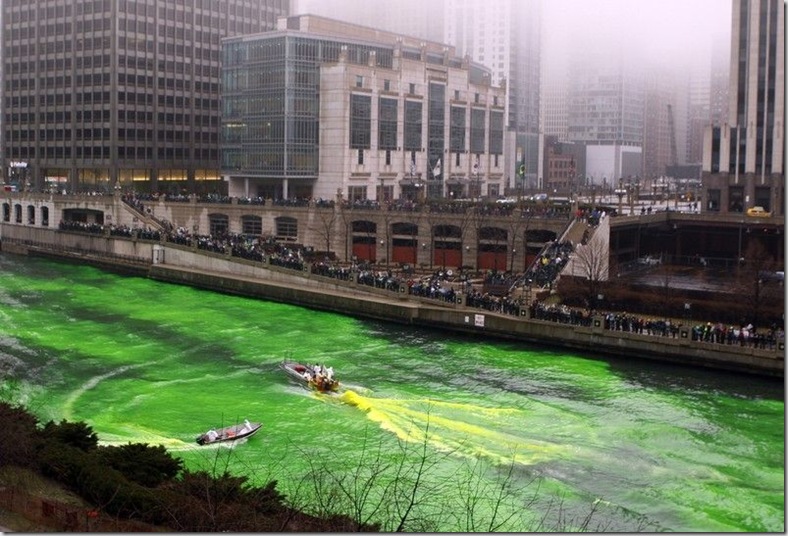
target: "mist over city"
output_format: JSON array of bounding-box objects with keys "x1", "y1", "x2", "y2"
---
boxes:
[{"x1": 294, "y1": 0, "x2": 732, "y2": 75}]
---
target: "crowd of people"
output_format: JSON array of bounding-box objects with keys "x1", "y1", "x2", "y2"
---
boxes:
[{"x1": 56, "y1": 211, "x2": 783, "y2": 352}]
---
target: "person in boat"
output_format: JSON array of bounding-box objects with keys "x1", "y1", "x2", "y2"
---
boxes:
[
  {"x1": 242, "y1": 419, "x2": 252, "y2": 433},
  {"x1": 206, "y1": 429, "x2": 219, "y2": 442},
  {"x1": 326, "y1": 366, "x2": 334, "y2": 380}
]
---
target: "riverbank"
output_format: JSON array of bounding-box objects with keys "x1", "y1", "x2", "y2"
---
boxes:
[{"x1": 1, "y1": 229, "x2": 781, "y2": 378}]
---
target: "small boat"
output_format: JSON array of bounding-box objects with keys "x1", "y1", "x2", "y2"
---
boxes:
[
  {"x1": 281, "y1": 360, "x2": 339, "y2": 393},
  {"x1": 196, "y1": 419, "x2": 262, "y2": 445}
]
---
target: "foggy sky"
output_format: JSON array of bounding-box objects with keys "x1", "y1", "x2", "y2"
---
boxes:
[{"x1": 542, "y1": 0, "x2": 732, "y2": 70}]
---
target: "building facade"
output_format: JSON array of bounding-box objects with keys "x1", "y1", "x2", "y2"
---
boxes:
[
  {"x1": 702, "y1": 0, "x2": 784, "y2": 215},
  {"x1": 445, "y1": 0, "x2": 541, "y2": 190},
  {"x1": 566, "y1": 61, "x2": 645, "y2": 186},
  {"x1": 2, "y1": 0, "x2": 287, "y2": 194},
  {"x1": 220, "y1": 15, "x2": 507, "y2": 202},
  {"x1": 291, "y1": 0, "x2": 542, "y2": 194}
]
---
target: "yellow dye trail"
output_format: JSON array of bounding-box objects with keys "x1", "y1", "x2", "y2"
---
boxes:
[{"x1": 339, "y1": 389, "x2": 562, "y2": 466}]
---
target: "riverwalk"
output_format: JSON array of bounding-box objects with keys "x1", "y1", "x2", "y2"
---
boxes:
[{"x1": 0, "y1": 226, "x2": 783, "y2": 378}]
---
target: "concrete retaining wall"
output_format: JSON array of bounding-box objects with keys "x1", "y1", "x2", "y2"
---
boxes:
[{"x1": 1, "y1": 223, "x2": 783, "y2": 378}]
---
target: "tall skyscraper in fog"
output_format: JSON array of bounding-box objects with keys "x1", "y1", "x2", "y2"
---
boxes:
[
  {"x1": 2, "y1": 0, "x2": 288, "y2": 194},
  {"x1": 291, "y1": 0, "x2": 444, "y2": 43},
  {"x1": 445, "y1": 0, "x2": 540, "y2": 135},
  {"x1": 702, "y1": 0, "x2": 783, "y2": 215},
  {"x1": 445, "y1": 0, "x2": 541, "y2": 189}
]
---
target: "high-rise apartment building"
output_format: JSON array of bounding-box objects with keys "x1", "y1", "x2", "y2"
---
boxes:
[
  {"x1": 702, "y1": 0, "x2": 783, "y2": 215},
  {"x1": 2, "y1": 0, "x2": 288, "y2": 194}
]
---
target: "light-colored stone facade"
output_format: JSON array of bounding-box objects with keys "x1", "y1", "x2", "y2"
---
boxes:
[{"x1": 222, "y1": 15, "x2": 507, "y2": 203}]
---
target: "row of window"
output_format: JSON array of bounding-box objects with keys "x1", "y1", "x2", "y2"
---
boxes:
[
  {"x1": 5, "y1": 145, "x2": 218, "y2": 161},
  {"x1": 5, "y1": 113, "x2": 218, "y2": 133},
  {"x1": 350, "y1": 94, "x2": 503, "y2": 155},
  {"x1": 5, "y1": 0, "x2": 267, "y2": 23},
  {"x1": 5, "y1": 127, "x2": 217, "y2": 143}
]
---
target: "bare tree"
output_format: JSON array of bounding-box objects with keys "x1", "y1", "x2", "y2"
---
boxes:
[
  {"x1": 565, "y1": 237, "x2": 609, "y2": 310},
  {"x1": 309, "y1": 205, "x2": 339, "y2": 257},
  {"x1": 737, "y1": 239, "x2": 780, "y2": 326}
]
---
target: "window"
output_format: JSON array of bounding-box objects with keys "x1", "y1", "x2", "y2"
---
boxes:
[
  {"x1": 409, "y1": 83, "x2": 416, "y2": 94},
  {"x1": 275, "y1": 216, "x2": 298, "y2": 239},
  {"x1": 357, "y1": 149, "x2": 364, "y2": 165},
  {"x1": 349, "y1": 94, "x2": 371, "y2": 149},
  {"x1": 470, "y1": 108, "x2": 485, "y2": 153},
  {"x1": 450, "y1": 106, "x2": 466, "y2": 152},
  {"x1": 355, "y1": 75, "x2": 363, "y2": 88},
  {"x1": 348, "y1": 186, "x2": 367, "y2": 202},
  {"x1": 404, "y1": 101, "x2": 422, "y2": 151},
  {"x1": 378, "y1": 97, "x2": 397, "y2": 150},
  {"x1": 208, "y1": 214, "x2": 229, "y2": 236},
  {"x1": 383, "y1": 79, "x2": 390, "y2": 91},
  {"x1": 489, "y1": 111, "x2": 503, "y2": 155},
  {"x1": 241, "y1": 215, "x2": 262, "y2": 235}
]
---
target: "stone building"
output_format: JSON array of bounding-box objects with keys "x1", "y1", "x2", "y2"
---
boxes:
[{"x1": 220, "y1": 14, "x2": 507, "y2": 202}]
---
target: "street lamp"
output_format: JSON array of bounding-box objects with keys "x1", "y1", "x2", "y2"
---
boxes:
[{"x1": 615, "y1": 187, "x2": 626, "y2": 215}]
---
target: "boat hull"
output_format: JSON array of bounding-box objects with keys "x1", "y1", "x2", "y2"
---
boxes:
[
  {"x1": 281, "y1": 361, "x2": 339, "y2": 393},
  {"x1": 196, "y1": 422, "x2": 262, "y2": 445}
]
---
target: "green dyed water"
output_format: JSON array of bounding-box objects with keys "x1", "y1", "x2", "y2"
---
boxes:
[{"x1": 0, "y1": 254, "x2": 783, "y2": 532}]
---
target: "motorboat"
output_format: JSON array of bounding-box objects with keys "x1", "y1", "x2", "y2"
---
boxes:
[
  {"x1": 196, "y1": 419, "x2": 262, "y2": 445},
  {"x1": 281, "y1": 360, "x2": 339, "y2": 393}
]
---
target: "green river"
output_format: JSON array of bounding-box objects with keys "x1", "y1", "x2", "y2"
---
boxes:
[{"x1": 0, "y1": 254, "x2": 783, "y2": 532}]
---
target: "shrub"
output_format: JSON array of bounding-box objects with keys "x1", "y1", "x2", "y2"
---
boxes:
[
  {"x1": 96, "y1": 443, "x2": 182, "y2": 488},
  {"x1": 0, "y1": 401, "x2": 41, "y2": 468},
  {"x1": 41, "y1": 419, "x2": 98, "y2": 452}
]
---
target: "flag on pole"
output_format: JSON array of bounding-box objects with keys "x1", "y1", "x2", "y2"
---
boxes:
[
  {"x1": 410, "y1": 159, "x2": 416, "y2": 176},
  {"x1": 433, "y1": 158, "x2": 441, "y2": 178}
]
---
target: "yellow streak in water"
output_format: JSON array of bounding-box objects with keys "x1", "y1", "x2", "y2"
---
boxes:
[{"x1": 339, "y1": 390, "x2": 561, "y2": 466}]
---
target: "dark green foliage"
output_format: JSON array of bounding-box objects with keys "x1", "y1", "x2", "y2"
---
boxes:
[
  {"x1": 2, "y1": 404, "x2": 376, "y2": 532},
  {"x1": 41, "y1": 419, "x2": 98, "y2": 452},
  {"x1": 0, "y1": 401, "x2": 41, "y2": 468},
  {"x1": 96, "y1": 442, "x2": 183, "y2": 488}
]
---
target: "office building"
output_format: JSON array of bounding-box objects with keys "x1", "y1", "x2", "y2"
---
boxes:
[
  {"x1": 702, "y1": 0, "x2": 784, "y2": 214},
  {"x1": 445, "y1": 0, "x2": 541, "y2": 190},
  {"x1": 220, "y1": 14, "x2": 506, "y2": 201},
  {"x1": 566, "y1": 60, "x2": 645, "y2": 187},
  {"x1": 2, "y1": 0, "x2": 288, "y2": 194}
]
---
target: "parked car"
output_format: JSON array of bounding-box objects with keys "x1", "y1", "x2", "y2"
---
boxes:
[{"x1": 746, "y1": 206, "x2": 772, "y2": 217}]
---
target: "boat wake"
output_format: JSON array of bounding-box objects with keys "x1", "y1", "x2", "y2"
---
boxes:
[{"x1": 338, "y1": 389, "x2": 563, "y2": 466}]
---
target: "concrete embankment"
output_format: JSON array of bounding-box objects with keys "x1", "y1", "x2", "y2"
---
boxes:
[
  {"x1": 149, "y1": 262, "x2": 784, "y2": 378},
  {"x1": 1, "y1": 227, "x2": 783, "y2": 378}
]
